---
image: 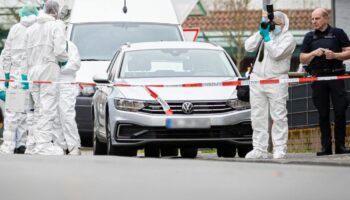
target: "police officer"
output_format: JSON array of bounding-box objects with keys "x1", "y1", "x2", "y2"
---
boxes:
[{"x1": 300, "y1": 8, "x2": 350, "y2": 156}]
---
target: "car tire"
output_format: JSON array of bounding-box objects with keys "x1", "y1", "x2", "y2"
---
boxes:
[
  {"x1": 217, "y1": 146, "x2": 236, "y2": 158},
  {"x1": 180, "y1": 148, "x2": 198, "y2": 158},
  {"x1": 112, "y1": 148, "x2": 138, "y2": 157},
  {"x1": 0, "y1": 107, "x2": 4, "y2": 145},
  {"x1": 161, "y1": 148, "x2": 178, "y2": 157},
  {"x1": 237, "y1": 145, "x2": 253, "y2": 158},
  {"x1": 93, "y1": 113, "x2": 107, "y2": 155},
  {"x1": 145, "y1": 147, "x2": 160, "y2": 158}
]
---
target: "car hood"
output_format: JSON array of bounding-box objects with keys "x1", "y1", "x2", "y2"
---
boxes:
[
  {"x1": 76, "y1": 61, "x2": 110, "y2": 82},
  {"x1": 115, "y1": 77, "x2": 238, "y2": 101}
]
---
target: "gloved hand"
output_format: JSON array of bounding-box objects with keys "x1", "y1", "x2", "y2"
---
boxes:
[
  {"x1": 21, "y1": 74, "x2": 29, "y2": 90},
  {"x1": 259, "y1": 24, "x2": 271, "y2": 42},
  {"x1": 5, "y1": 73, "x2": 10, "y2": 88},
  {"x1": 58, "y1": 61, "x2": 68, "y2": 68},
  {"x1": 0, "y1": 91, "x2": 6, "y2": 101}
]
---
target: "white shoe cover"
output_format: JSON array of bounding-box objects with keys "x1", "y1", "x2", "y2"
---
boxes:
[
  {"x1": 0, "y1": 142, "x2": 15, "y2": 154},
  {"x1": 31, "y1": 143, "x2": 64, "y2": 155},
  {"x1": 273, "y1": 150, "x2": 287, "y2": 159},
  {"x1": 68, "y1": 146, "x2": 81, "y2": 156},
  {"x1": 25, "y1": 145, "x2": 35, "y2": 155},
  {"x1": 245, "y1": 149, "x2": 268, "y2": 159}
]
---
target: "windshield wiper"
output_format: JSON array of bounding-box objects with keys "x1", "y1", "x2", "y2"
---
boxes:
[{"x1": 81, "y1": 59, "x2": 108, "y2": 61}]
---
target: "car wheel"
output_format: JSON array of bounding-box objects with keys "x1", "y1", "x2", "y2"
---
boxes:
[
  {"x1": 0, "y1": 108, "x2": 4, "y2": 145},
  {"x1": 217, "y1": 146, "x2": 236, "y2": 158},
  {"x1": 237, "y1": 145, "x2": 253, "y2": 158},
  {"x1": 106, "y1": 116, "x2": 136, "y2": 157},
  {"x1": 145, "y1": 147, "x2": 160, "y2": 158},
  {"x1": 161, "y1": 148, "x2": 178, "y2": 157},
  {"x1": 180, "y1": 148, "x2": 198, "y2": 158},
  {"x1": 93, "y1": 113, "x2": 107, "y2": 155}
]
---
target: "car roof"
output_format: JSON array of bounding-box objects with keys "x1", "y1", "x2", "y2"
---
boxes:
[
  {"x1": 121, "y1": 42, "x2": 224, "y2": 52},
  {"x1": 70, "y1": 0, "x2": 179, "y2": 24}
]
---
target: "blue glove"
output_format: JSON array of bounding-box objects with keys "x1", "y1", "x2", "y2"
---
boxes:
[
  {"x1": 21, "y1": 74, "x2": 29, "y2": 90},
  {"x1": 0, "y1": 91, "x2": 6, "y2": 101},
  {"x1": 5, "y1": 73, "x2": 10, "y2": 88},
  {"x1": 58, "y1": 61, "x2": 68, "y2": 68},
  {"x1": 259, "y1": 24, "x2": 271, "y2": 42}
]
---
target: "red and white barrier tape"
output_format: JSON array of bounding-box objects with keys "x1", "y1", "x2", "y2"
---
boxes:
[
  {"x1": 2, "y1": 75, "x2": 350, "y2": 115},
  {"x1": 2, "y1": 75, "x2": 350, "y2": 88},
  {"x1": 144, "y1": 86, "x2": 173, "y2": 115}
]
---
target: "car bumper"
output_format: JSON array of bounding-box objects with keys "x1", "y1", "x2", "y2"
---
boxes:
[
  {"x1": 109, "y1": 109, "x2": 252, "y2": 148},
  {"x1": 75, "y1": 96, "x2": 93, "y2": 136}
]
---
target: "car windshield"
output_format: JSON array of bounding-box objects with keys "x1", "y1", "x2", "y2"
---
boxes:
[
  {"x1": 70, "y1": 23, "x2": 182, "y2": 61},
  {"x1": 119, "y1": 49, "x2": 237, "y2": 78}
]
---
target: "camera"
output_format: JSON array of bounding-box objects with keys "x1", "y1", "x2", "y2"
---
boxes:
[{"x1": 261, "y1": 4, "x2": 275, "y2": 31}]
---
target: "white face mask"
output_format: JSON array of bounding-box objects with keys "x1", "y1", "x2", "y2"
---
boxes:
[{"x1": 273, "y1": 25, "x2": 282, "y2": 35}]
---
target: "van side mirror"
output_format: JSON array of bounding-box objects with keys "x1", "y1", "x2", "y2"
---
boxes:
[{"x1": 93, "y1": 73, "x2": 109, "y2": 83}]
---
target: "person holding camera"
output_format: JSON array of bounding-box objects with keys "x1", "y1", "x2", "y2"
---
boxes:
[
  {"x1": 300, "y1": 8, "x2": 350, "y2": 156},
  {"x1": 244, "y1": 11, "x2": 296, "y2": 159}
]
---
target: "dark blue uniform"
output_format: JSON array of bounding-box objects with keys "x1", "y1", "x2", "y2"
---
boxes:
[{"x1": 301, "y1": 25, "x2": 350, "y2": 154}]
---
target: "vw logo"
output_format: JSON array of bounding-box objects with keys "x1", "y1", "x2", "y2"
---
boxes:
[{"x1": 182, "y1": 102, "x2": 194, "y2": 114}]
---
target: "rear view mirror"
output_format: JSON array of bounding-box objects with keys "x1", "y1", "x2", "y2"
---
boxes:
[{"x1": 93, "y1": 73, "x2": 109, "y2": 83}]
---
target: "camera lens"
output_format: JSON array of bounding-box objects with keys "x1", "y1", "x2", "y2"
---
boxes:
[{"x1": 261, "y1": 21, "x2": 269, "y2": 29}]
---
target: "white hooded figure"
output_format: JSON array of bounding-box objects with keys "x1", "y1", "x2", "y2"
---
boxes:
[
  {"x1": 23, "y1": 0, "x2": 68, "y2": 155},
  {"x1": 52, "y1": 20, "x2": 82, "y2": 155},
  {"x1": 0, "y1": 3, "x2": 38, "y2": 154},
  {"x1": 0, "y1": 55, "x2": 6, "y2": 109},
  {"x1": 244, "y1": 11, "x2": 296, "y2": 159}
]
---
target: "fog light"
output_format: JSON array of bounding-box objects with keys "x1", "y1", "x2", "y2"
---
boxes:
[{"x1": 227, "y1": 99, "x2": 250, "y2": 110}]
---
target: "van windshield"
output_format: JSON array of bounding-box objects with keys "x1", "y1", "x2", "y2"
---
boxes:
[{"x1": 71, "y1": 23, "x2": 182, "y2": 61}]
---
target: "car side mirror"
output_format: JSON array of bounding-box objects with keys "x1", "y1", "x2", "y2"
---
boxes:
[{"x1": 93, "y1": 73, "x2": 109, "y2": 83}]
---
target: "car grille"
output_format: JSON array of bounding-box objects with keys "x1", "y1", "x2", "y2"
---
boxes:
[
  {"x1": 140, "y1": 101, "x2": 234, "y2": 114},
  {"x1": 115, "y1": 122, "x2": 252, "y2": 140}
]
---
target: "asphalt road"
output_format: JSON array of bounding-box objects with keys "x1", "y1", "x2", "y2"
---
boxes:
[{"x1": 0, "y1": 151, "x2": 350, "y2": 200}]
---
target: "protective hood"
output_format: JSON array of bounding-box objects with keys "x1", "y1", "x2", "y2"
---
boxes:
[
  {"x1": 37, "y1": 12, "x2": 55, "y2": 23},
  {"x1": 20, "y1": 15, "x2": 37, "y2": 27},
  {"x1": 274, "y1": 11, "x2": 289, "y2": 33}
]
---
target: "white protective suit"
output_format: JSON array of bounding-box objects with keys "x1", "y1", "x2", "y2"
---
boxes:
[
  {"x1": 0, "y1": 56, "x2": 6, "y2": 109},
  {"x1": 244, "y1": 11, "x2": 296, "y2": 159},
  {"x1": 23, "y1": 11, "x2": 68, "y2": 155},
  {"x1": 52, "y1": 40, "x2": 81, "y2": 154},
  {"x1": 0, "y1": 16, "x2": 36, "y2": 154}
]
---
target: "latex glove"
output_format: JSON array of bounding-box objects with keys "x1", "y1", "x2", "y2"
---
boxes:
[
  {"x1": 5, "y1": 73, "x2": 10, "y2": 88},
  {"x1": 58, "y1": 61, "x2": 68, "y2": 68},
  {"x1": 0, "y1": 91, "x2": 6, "y2": 101},
  {"x1": 259, "y1": 24, "x2": 271, "y2": 42},
  {"x1": 21, "y1": 74, "x2": 29, "y2": 90}
]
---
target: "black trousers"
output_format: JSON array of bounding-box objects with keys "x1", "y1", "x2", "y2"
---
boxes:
[{"x1": 311, "y1": 80, "x2": 349, "y2": 148}]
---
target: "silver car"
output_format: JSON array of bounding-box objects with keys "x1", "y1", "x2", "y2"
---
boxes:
[{"x1": 92, "y1": 41, "x2": 252, "y2": 158}]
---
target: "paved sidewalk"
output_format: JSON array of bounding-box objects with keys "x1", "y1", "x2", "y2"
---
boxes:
[
  {"x1": 199, "y1": 153, "x2": 350, "y2": 167},
  {"x1": 81, "y1": 147, "x2": 350, "y2": 167}
]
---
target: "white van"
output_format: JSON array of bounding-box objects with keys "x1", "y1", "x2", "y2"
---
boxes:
[{"x1": 68, "y1": 0, "x2": 189, "y2": 143}]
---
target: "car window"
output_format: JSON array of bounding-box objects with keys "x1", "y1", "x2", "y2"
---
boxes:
[
  {"x1": 107, "y1": 50, "x2": 120, "y2": 81},
  {"x1": 71, "y1": 23, "x2": 182, "y2": 61},
  {"x1": 119, "y1": 49, "x2": 237, "y2": 78}
]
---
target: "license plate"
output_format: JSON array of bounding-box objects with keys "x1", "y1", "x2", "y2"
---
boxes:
[{"x1": 166, "y1": 118, "x2": 211, "y2": 129}]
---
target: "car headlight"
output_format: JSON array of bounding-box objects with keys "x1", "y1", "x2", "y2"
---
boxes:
[
  {"x1": 114, "y1": 98, "x2": 146, "y2": 112},
  {"x1": 80, "y1": 85, "x2": 96, "y2": 97},
  {"x1": 227, "y1": 99, "x2": 250, "y2": 111}
]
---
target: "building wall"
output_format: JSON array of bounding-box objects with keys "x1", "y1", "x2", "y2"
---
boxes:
[
  {"x1": 288, "y1": 125, "x2": 350, "y2": 153},
  {"x1": 201, "y1": 0, "x2": 332, "y2": 10},
  {"x1": 335, "y1": 0, "x2": 350, "y2": 36}
]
